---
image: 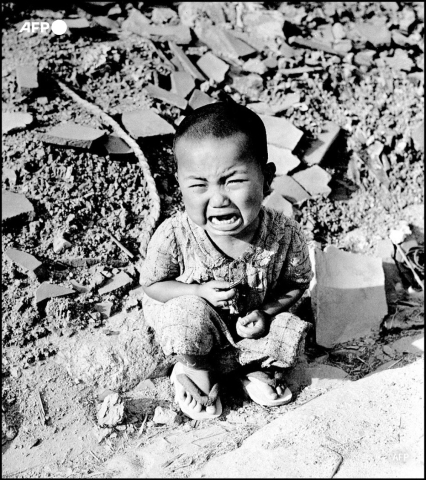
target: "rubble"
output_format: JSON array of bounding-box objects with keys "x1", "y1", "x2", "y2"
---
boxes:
[
  {"x1": 93, "y1": 16, "x2": 119, "y2": 30},
  {"x1": 65, "y1": 18, "x2": 90, "y2": 30},
  {"x1": 301, "y1": 121, "x2": 341, "y2": 166},
  {"x1": 170, "y1": 71, "x2": 195, "y2": 99},
  {"x1": 188, "y1": 89, "x2": 215, "y2": 110},
  {"x1": 355, "y1": 20, "x2": 391, "y2": 47},
  {"x1": 270, "y1": 175, "x2": 311, "y2": 204},
  {"x1": 152, "y1": 406, "x2": 181, "y2": 425},
  {"x1": 196, "y1": 52, "x2": 229, "y2": 83},
  {"x1": 2, "y1": 112, "x2": 33, "y2": 135},
  {"x1": 241, "y1": 9, "x2": 285, "y2": 48},
  {"x1": 5, "y1": 248, "x2": 43, "y2": 277},
  {"x1": 97, "y1": 392, "x2": 125, "y2": 428},
  {"x1": 121, "y1": 109, "x2": 175, "y2": 138},
  {"x1": 259, "y1": 115, "x2": 303, "y2": 152},
  {"x1": 53, "y1": 236, "x2": 72, "y2": 253},
  {"x1": 35, "y1": 282, "x2": 75, "y2": 304},
  {"x1": 103, "y1": 135, "x2": 133, "y2": 157},
  {"x1": 15, "y1": 64, "x2": 38, "y2": 93},
  {"x1": 267, "y1": 145, "x2": 300, "y2": 176},
  {"x1": 2, "y1": 190, "x2": 34, "y2": 225},
  {"x1": 389, "y1": 334, "x2": 424, "y2": 356},
  {"x1": 292, "y1": 166, "x2": 332, "y2": 197},
  {"x1": 95, "y1": 301, "x2": 113, "y2": 319},
  {"x1": 43, "y1": 123, "x2": 105, "y2": 150},
  {"x1": 168, "y1": 41, "x2": 206, "y2": 81},
  {"x1": 98, "y1": 271, "x2": 133, "y2": 295},
  {"x1": 145, "y1": 84, "x2": 188, "y2": 110},
  {"x1": 411, "y1": 122, "x2": 424, "y2": 151},
  {"x1": 263, "y1": 191, "x2": 293, "y2": 217}
]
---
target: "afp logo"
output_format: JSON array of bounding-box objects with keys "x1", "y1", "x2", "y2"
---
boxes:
[{"x1": 19, "y1": 20, "x2": 68, "y2": 35}]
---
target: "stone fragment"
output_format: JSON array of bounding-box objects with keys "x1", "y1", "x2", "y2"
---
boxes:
[
  {"x1": 5, "y1": 248, "x2": 42, "y2": 276},
  {"x1": 97, "y1": 393, "x2": 125, "y2": 427},
  {"x1": 231, "y1": 73, "x2": 263, "y2": 100},
  {"x1": 292, "y1": 166, "x2": 332, "y2": 197},
  {"x1": 145, "y1": 84, "x2": 187, "y2": 110},
  {"x1": 376, "y1": 239, "x2": 395, "y2": 260},
  {"x1": 178, "y1": 3, "x2": 226, "y2": 28},
  {"x1": 121, "y1": 109, "x2": 175, "y2": 139},
  {"x1": 259, "y1": 115, "x2": 303, "y2": 152},
  {"x1": 333, "y1": 39, "x2": 353, "y2": 54},
  {"x1": 247, "y1": 102, "x2": 275, "y2": 116},
  {"x1": 16, "y1": 64, "x2": 38, "y2": 93},
  {"x1": 242, "y1": 58, "x2": 267, "y2": 75},
  {"x1": 2, "y1": 190, "x2": 34, "y2": 224},
  {"x1": 384, "y1": 48, "x2": 414, "y2": 71},
  {"x1": 332, "y1": 23, "x2": 346, "y2": 41},
  {"x1": 93, "y1": 16, "x2": 119, "y2": 30},
  {"x1": 70, "y1": 280, "x2": 91, "y2": 294},
  {"x1": 188, "y1": 90, "x2": 216, "y2": 110},
  {"x1": 53, "y1": 237, "x2": 72, "y2": 253},
  {"x1": 65, "y1": 18, "x2": 90, "y2": 29},
  {"x1": 267, "y1": 145, "x2": 300, "y2": 175},
  {"x1": 95, "y1": 301, "x2": 113, "y2": 319},
  {"x1": 392, "y1": 30, "x2": 416, "y2": 47},
  {"x1": 43, "y1": 123, "x2": 105, "y2": 149},
  {"x1": 153, "y1": 406, "x2": 181, "y2": 425},
  {"x1": 301, "y1": 121, "x2": 341, "y2": 166},
  {"x1": 2, "y1": 112, "x2": 33, "y2": 134},
  {"x1": 92, "y1": 425, "x2": 113, "y2": 443},
  {"x1": 170, "y1": 71, "x2": 195, "y2": 99},
  {"x1": 103, "y1": 135, "x2": 132, "y2": 156},
  {"x1": 389, "y1": 334, "x2": 424, "y2": 356},
  {"x1": 263, "y1": 191, "x2": 293, "y2": 217},
  {"x1": 270, "y1": 93, "x2": 301, "y2": 114},
  {"x1": 168, "y1": 41, "x2": 206, "y2": 81},
  {"x1": 35, "y1": 282, "x2": 75, "y2": 303},
  {"x1": 151, "y1": 7, "x2": 178, "y2": 25},
  {"x1": 354, "y1": 50, "x2": 376, "y2": 67},
  {"x1": 98, "y1": 272, "x2": 133, "y2": 295},
  {"x1": 310, "y1": 245, "x2": 388, "y2": 348},
  {"x1": 412, "y1": 122, "x2": 425, "y2": 152},
  {"x1": 196, "y1": 52, "x2": 229, "y2": 83},
  {"x1": 355, "y1": 20, "x2": 391, "y2": 47},
  {"x1": 271, "y1": 175, "x2": 311, "y2": 204},
  {"x1": 242, "y1": 10, "x2": 285, "y2": 47}
]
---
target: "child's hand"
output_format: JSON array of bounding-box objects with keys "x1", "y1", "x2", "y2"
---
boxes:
[
  {"x1": 197, "y1": 280, "x2": 236, "y2": 309},
  {"x1": 236, "y1": 310, "x2": 270, "y2": 339}
]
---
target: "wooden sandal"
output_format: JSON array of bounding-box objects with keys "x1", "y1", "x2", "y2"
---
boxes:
[{"x1": 241, "y1": 369, "x2": 292, "y2": 407}]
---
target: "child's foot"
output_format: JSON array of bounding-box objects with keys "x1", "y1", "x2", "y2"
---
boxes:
[
  {"x1": 171, "y1": 362, "x2": 222, "y2": 420},
  {"x1": 241, "y1": 370, "x2": 292, "y2": 407}
]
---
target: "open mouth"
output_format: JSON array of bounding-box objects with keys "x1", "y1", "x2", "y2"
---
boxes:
[{"x1": 209, "y1": 213, "x2": 240, "y2": 226}]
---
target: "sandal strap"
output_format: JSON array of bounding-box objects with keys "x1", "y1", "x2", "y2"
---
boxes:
[
  {"x1": 176, "y1": 373, "x2": 220, "y2": 407},
  {"x1": 246, "y1": 369, "x2": 286, "y2": 389}
]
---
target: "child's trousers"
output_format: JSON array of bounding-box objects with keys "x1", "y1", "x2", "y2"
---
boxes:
[{"x1": 142, "y1": 294, "x2": 309, "y2": 369}]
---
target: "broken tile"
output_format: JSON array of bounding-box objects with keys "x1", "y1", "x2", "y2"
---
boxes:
[
  {"x1": 168, "y1": 41, "x2": 206, "y2": 81},
  {"x1": 310, "y1": 245, "x2": 388, "y2": 348},
  {"x1": 280, "y1": 66, "x2": 324, "y2": 76},
  {"x1": 259, "y1": 115, "x2": 303, "y2": 152},
  {"x1": 271, "y1": 175, "x2": 311, "y2": 204},
  {"x1": 290, "y1": 37, "x2": 343, "y2": 57},
  {"x1": 247, "y1": 102, "x2": 275, "y2": 116},
  {"x1": 267, "y1": 144, "x2": 300, "y2": 175},
  {"x1": 153, "y1": 406, "x2": 181, "y2": 426},
  {"x1": 354, "y1": 50, "x2": 376, "y2": 67},
  {"x1": 5, "y1": 248, "x2": 42, "y2": 274},
  {"x1": 292, "y1": 166, "x2": 332, "y2": 197},
  {"x1": 411, "y1": 122, "x2": 424, "y2": 151},
  {"x1": 98, "y1": 271, "x2": 132, "y2": 295},
  {"x1": 270, "y1": 93, "x2": 301, "y2": 114},
  {"x1": 231, "y1": 73, "x2": 263, "y2": 100},
  {"x1": 242, "y1": 10, "x2": 285, "y2": 47},
  {"x1": 231, "y1": 30, "x2": 265, "y2": 53},
  {"x1": 2, "y1": 190, "x2": 34, "y2": 224},
  {"x1": 392, "y1": 30, "x2": 416, "y2": 47},
  {"x1": 242, "y1": 58, "x2": 267, "y2": 75},
  {"x1": 93, "y1": 16, "x2": 119, "y2": 30},
  {"x1": 263, "y1": 191, "x2": 293, "y2": 217},
  {"x1": 389, "y1": 334, "x2": 424, "y2": 356},
  {"x1": 384, "y1": 49, "x2": 414, "y2": 71},
  {"x1": 53, "y1": 237, "x2": 72, "y2": 253},
  {"x1": 301, "y1": 121, "x2": 341, "y2": 166},
  {"x1": 16, "y1": 64, "x2": 38, "y2": 93},
  {"x1": 121, "y1": 109, "x2": 175, "y2": 139},
  {"x1": 43, "y1": 123, "x2": 105, "y2": 149},
  {"x1": 65, "y1": 18, "x2": 90, "y2": 29},
  {"x1": 196, "y1": 52, "x2": 229, "y2": 83},
  {"x1": 145, "y1": 84, "x2": 187, "y2": 110},
  {"x1": 151, "y1": 7, "x2": 178, "y2": 25},
  {"x1": 70, "y1": 280, "x2": 91, "y2": 294},
  {"x1": 103, "y1": 135, "x2": 133, "y2": 156},
  {"x1": 95, "y1": 300, "x2": 113, "y2": 319},
  {"x1": 355, "y1": 20, "x2": 391, "y2": 47},
  {"x1": 2, "y1": 112, "x2": 33, "y2": 134},
  {"x1": 35, "y1": 282, "x2": 75, "y2": 303},
  {"x1": 376, "y1": 239, "x2": 395, "y2": 260},
  {"x1": 332, "y1": 39, "x2": 353, "y2": 54},
  {"x1": 188, "y1": 90, "x2": 216, "y2": 110},
  {"x1": 170, "y1": 71, "x2": 195, "y2": 99},
  {"x1": 332, "y1": 23, "x2": 346, "y2": 41}
]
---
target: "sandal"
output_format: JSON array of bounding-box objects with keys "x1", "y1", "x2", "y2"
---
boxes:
[
  {"x1": 170, "y1": 363, "x2": 222, "y2": 420},
  {"x1": 241, "y1": 369, "x2": 292, "y2": 407}
]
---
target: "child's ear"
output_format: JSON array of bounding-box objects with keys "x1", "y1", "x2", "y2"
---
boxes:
[{"x1": 263, "y1": 162, "x2": 276, "y2": 195}]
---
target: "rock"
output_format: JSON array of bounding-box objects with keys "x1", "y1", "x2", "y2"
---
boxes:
[
  {"x1": 310, "y1": 245, "x2": 388, "y2": 348},
  {"x1": 242, "y1": 58, "x2": 267, "y2": 75},
  {"x1": 92, "y1": 425, "x2": 113, "y2": 443},
  {"x1": 247, "y1": 102, "x2": 275, "y2": 116},
  {"x1": 270, "y1": 93, "x2": 301, "y2": 114},
  {"x1": 292, "y1": 165, "x2": 332, "y2": 197},
  {"x1": 411, "y1": 122, "x2": 424, "y2": 151},
  {"x1": 196, "y1": 52, "x2": 229, "y2": 83},
  {"x1": 271, "y1": 175, "x2": 311, "y2": 204},
  {"x1": 93, "y1": 16, "x2": 119, "y2": 30},
  {"x1": 2, "y1": 112, "x2": 33, "y2": 134},
  {"x1": 5, "y1": 247, "x2": 43, "y2": 277},
  {"x1": 70, "y1": 280, "x2": 91, "y2": 294},
  {"x1": 392, "y1": 30, "x2": 416, "y2": 47},
  {"x1": 153, "y1": 406, "x2": 181, "y2": 425},
  {"x1": 259, "y1": 115, "x2": 303, "y2": 152},
  {"x1": 242, "y1": 9, "x2": 285, "y2": 48},
  {"x1": 355, "y1": 20, "x2": 391, "y2": 47},
  {"x1": 193, "y1": 360, "x2": 423, "y2": 478},
  {"x1": 267, "y1": 145, "x2": 300, "y2": 175},
  {"x1": 103, "y1": 135, "x2": 133, "y2": 157},
  {"x1": 53, "y1": 236, "x2": 72, "y2": 253},
  {"x1": 122, "y1": 9, "x2": 150, "y2": 33},
  {"x1": 333, "y1": 39, "x2": 353, "y2": 54},
  {"x1": 98, "y1": 272, "x2": 132, "y2": 295},
  {"x1": 385, "y1": 49, "x2": 414, "y2": 71},
  {"x1": 97, "y1": 393, "x2": 125, "y2": 427},
  {"x1": 168, "y1": 41, "x2": 206, "y2": 81},
  {"x1": 97, "y1": 388, "x2": 117, "y2": 402},
  {"x1": 124, "y1": 14, "x2": 191, "y2": 45},
  {"x1": 332, "y1": 22, "x2": 346, "y2": 41},
  {"x1": 376, "y1": 239, "x2": 395, "y2": 260},
  {"x1": 188, "y1": 90, "x2": 216, "y2": 110},
  {"x1": 354, "y1": 50, "x2": 376, "y2": 67},
  {"x1": 151, "y1": 7, "x2": 178, "y2": 25},
  {"x1": 230, "y1": 73, "x2": 263, "y2": 100},
  {"x1": 35, "y1": 282, "x2": 75, "y2": 303},
  {"x1": 16, "y1": 64, "x2": 38, "y2": 93},
  {"x1": 43, "y1": 123, "x2": 105, "y2": 150},
  {"x1": 95, "y1": 301, "x2": 113, "y2": 319},
  {"x1": 178, "y1": 3, "x2": 226, "y2": 28},
  {"x1": 2, "y1": 190, "x2": 34, "y2": 225},
  {"x1": 263, "y1": 191, "x2": 293, "y2": 217},
  {"x1": 121, "y1": 109, "x2": 175, "y2": 139},
  {"x1": 301, "y1": 121, "x2": 341, "y2": 166},
  {"x1": 145, "y1": 84, "x2": 187, "y2": 110},
  {"x1": 65, "y1": 18, "x2": 90, "y2": 29},
  {"x1": 170, "y1": 71, "x2": 195, "y2": 99},
  {"x1": 389, "y1": 334, "x2": 424, "y2": 356}
]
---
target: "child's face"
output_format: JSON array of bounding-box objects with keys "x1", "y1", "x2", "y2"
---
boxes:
[{"x1": 176, "y1": 133, "x2": 270, "y2": 239}]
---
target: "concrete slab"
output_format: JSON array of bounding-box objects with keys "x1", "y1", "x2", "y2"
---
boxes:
[
  {"x1": 121, "y1": 109, "x2": 175, "y2": 139},
  {"x1": 267, "y1": 144, "x2": 300, "y2": 175},
  {"x1": 196, "y1": 52, "x2": 229, "y2": 83},
  {"x1": 145, "y1": 84, "x2": 187, "y2": 110},
  {"x1": 170, "y1": 71, "x2": 195, "y2": 99},
  {"x1": 259, "y1": 115, "x2": 303, "y2": 151},
  {"x1": 98, "y1": 272, "x2": 133, "y2": 295},
  {"x1": 95, "y1": 300, "x2": 113, "y2": 319},
  {"x1": 389, "y1": 334, "x2": 424, "y2": 356},
  {"x1": 188, "y1": 90, "x2": 216, "y2": 110},
  {"x1": 168, "y1": 41, "x2": 206, "y2": 81},
  {"x1": 35, "y1": 282, "x2": 75, "y2": 303},
  {"x1": 93, "y1": 16, "x2": 119, "y2": 30},
  {"x1": 43, "y1": 123, "x2": 105, "y2": 149},
  {"x1": 103, "y1": 135, "x2": 132, "y2": 156},
  {"x1": 355, "y1": 20, "x2": 391, "y2": 47},
  {"x1": 310, "y1": 245, "x2": 388, "y2": 348},
  {"x1": 292, "y1": 165, "x2": 332, "y2": 197},
  {"x1": 16, "y1": 64, "x2": 38, "y2": 93},
  {"x1": 2, "y1": 190, "x2": 34, "y2": 224},
  {"x1": 301, "y1": 121, "x2": 341, "y2": 166},
  {"x1": 65, "y1": 18, "x2": 90, "y2": 29},
  {"x1": 5, "y1": 248, "x2": 42, "y2": 273},
  {"x1": 271, "y1": 175, "x2": 311, "y2": 204},
  {"x1": 263, "y1": 191, "x2": 293, "y2": 217},
  {"x1": 2, "y1": 112, "x2": 33, "y2": 134},
  {"x1": 411, "y1": 122, "x2": 424, "y2": 151}
]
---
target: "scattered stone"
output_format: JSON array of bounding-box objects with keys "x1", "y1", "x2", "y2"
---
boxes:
[
  {"x1": 35, "y1": 282, "x2": 75, "y2": 303},
  {"x1": 263, "y1": 191, "x2": 293, "y2": 217},
  {"x1": 392, "y1": 30, "x2": 415, "y2": 47},
  {"x1": 103, "y1": 135, "x2": 133, "y2": 157},
  {"x1": 301, "y1": 121, "x2": 341, "y2": 166},
  {"x1": 65, "y1": 18, "x2": 90, "y2": 29},
  {"x1": 230, "y1": 73, "x2": 263, "y2": 100},
  {"x1": 242, "y1": 9, "x2": 285, "y2": 48},
  {"x1": 376, "y1": 239, "x2": 395, "y2": 260},
  {"x1": 145, "y1": 84, "x2": 187, "y2": 110},
  {"x1": 70, "y1": 280, "x2": 91, "y2": 294},
  {"x1": 242, "y1": 58, "x2": 267, "y2": 75},
  {"x1": 354, "y1": 50, "x2": 376, "y2": 67},
  {"x1": 122, "y1": 8, "x2": 150, "y2": 31},
  {"x1": 384, "y1": 49, "x2": 414, "y2": 71},
  {"x1": 355, "y1": 20, "x2": 391, "y2": 47},
  {"x1": 267, "y1": 144, "x2": 300, "y2": 175},
  {"x1": 310, "y1": 245, "x2": 388, "y2": 348},
  {"x1": 168, "y1": 41, "x2": 206, "y2": 81},
  {"x1": 390, "y1": 334, "x2": 424, "y2": 356},
  {"x1": 16, "y1": 64, "x2": 38, "y2": 93},
  {"x1": 125, "y1": 17, "x2": 191, "y2": 44},
  {"x1": 97, "y1": 392, "x2": 125, "y2": 428},
  {"x1": 153, "y1": 406, "x2": 181, "y2": 426},
  {"x1": 188, "y1": 90, "x2": 216, "y2": 110},
  {"x1": 5, "y1": 248, "x2": 43, "y2": 276},
  {"x1": 382, "y1": 345, "x2": 395, "y2": 358},
  {"x1": 95, "y1": 301, "x2": 113, "y2": 319},
  {"x1": 247, "y1": 102, "x2": 275, "y2": 116},
  {"x1": 332, "y1": 22, "x2": 346, "y2": 41},
  {"x1": 98, "y1": 271, "x2": 133, "y2": 295},
  {"x1": 333, "y1": 39, "x2": 353, "y2": 54},
  {"x1": 93, "y1": 425, "x2": 113, "y2": 443},
  {"x1": 292, "y1": 165, "x2": 332, "y2": 197},
  {"x1": 53, "y1": 236, "x2": 72, "y2": 253},
  {"x1": 2, "y1": 190, "x2": 34, "y2": 225},
  {"x1": 121, "y1": 109, "x2": 175, "y2": 139},
  {"x1": 270, "y1": 93, "x2": 301, "y2": 114},
  {"x1": 170, "y1": 71, "x2": 195, "y2": 99},
  {"x1": 151, "y1": 7, "x2": 178, "y2": 25},
  {"x1": 259, "y1": 115, "x2": 303, "y2": 152},
  {"x1": 411, "y1": 122, "x2": 424, "y2": 151},
  {"x1": 43, "y1": 123, "x2": 105, "y2": 150},
  {"x1": 271, "y1": 175, "x2": 311, "y2": 204},
  {"x1": 2, "y1": 112, "x2": 33, "y2": 134},
  {"x1": 93, "y1": 16, "x2": 119, "y2": 30},
  {"x1": 196, "y1": 52, "x2": 229, "y2": 83}
]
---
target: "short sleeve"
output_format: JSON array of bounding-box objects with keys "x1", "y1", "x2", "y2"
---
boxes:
[
  {"x1": 280, "y1": 223, "x2": 313, "y2": 290},
  {"x1": 139, "y1": 218, "x2": 181, "y2": 287}
]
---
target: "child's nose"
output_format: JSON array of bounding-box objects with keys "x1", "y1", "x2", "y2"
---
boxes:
[{"x1": 209, "y1": 187, "x2": 231, "y2": 207}]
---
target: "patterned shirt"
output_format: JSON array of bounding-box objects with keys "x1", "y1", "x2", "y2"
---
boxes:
[{"x1": 140, "y1": 206, "x2": 313, "y2": 316}]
